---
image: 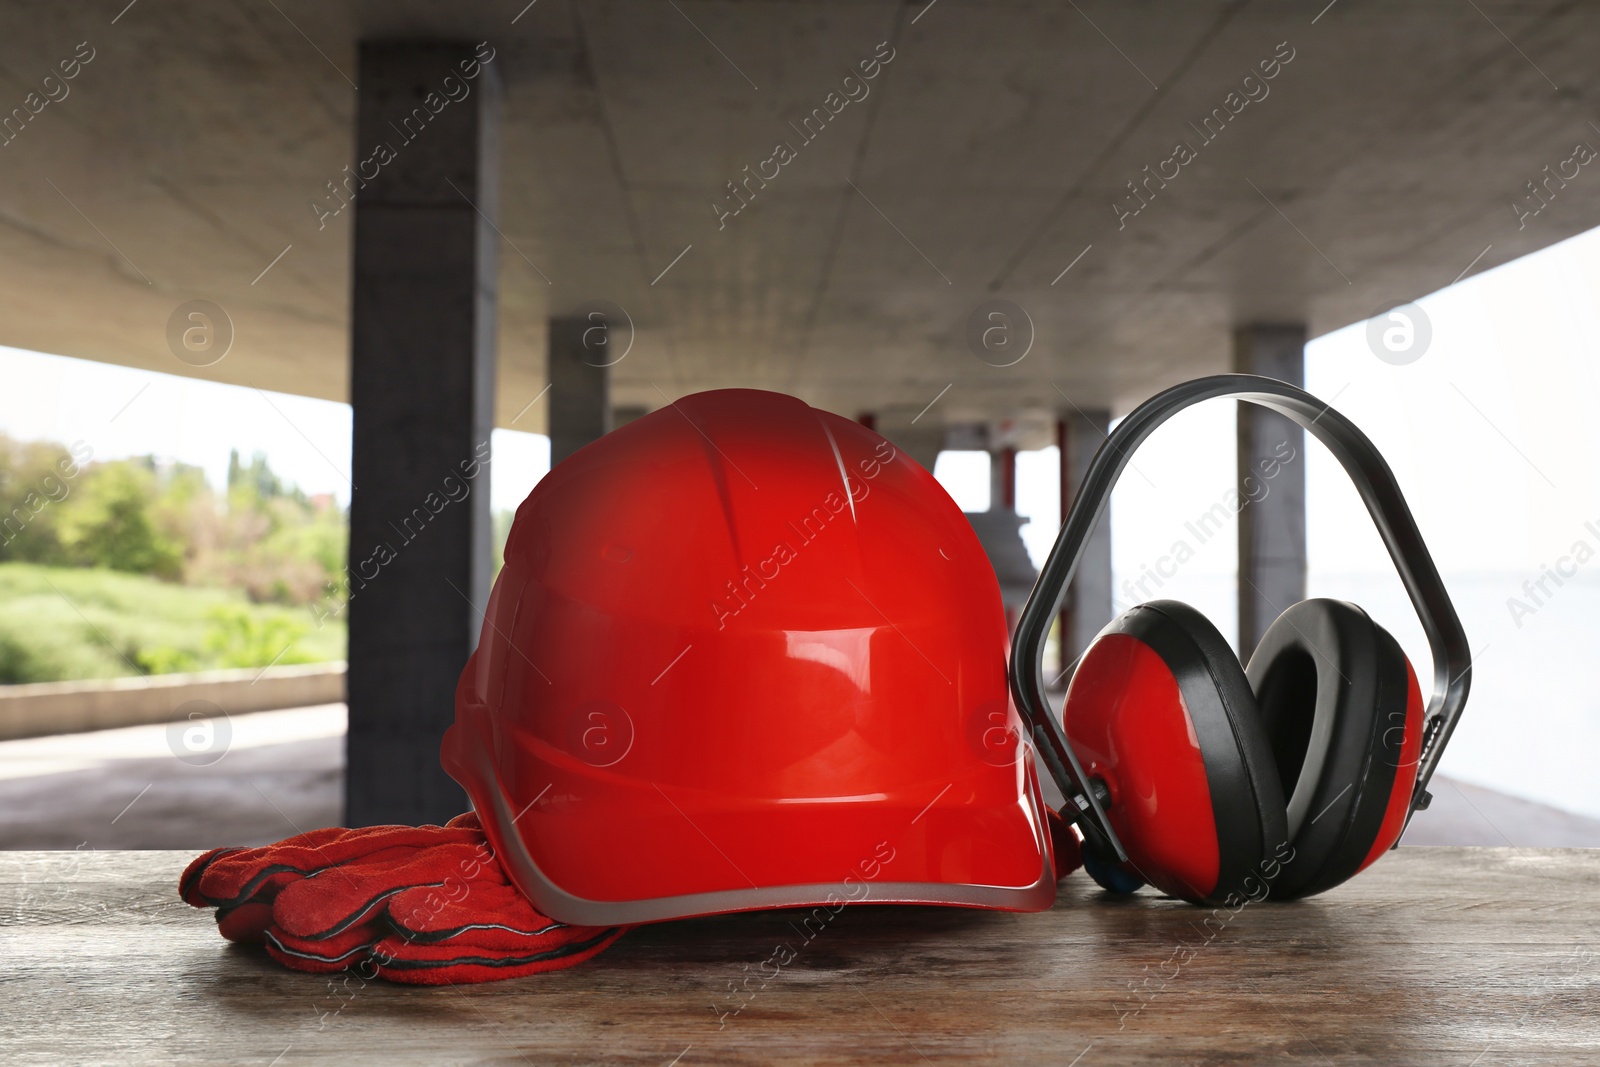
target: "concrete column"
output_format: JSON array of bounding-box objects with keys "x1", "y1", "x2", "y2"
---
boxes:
[
  {"x1": 346, "y1": 42, "x2": 501, "y2": 826},
  {"x1": 1234, "y1": 324, "x2": 1307, "y2": 658},
  {"x1": 548, "y1": 317, "x2": 611, "y2": 467},
  {"x1": 1057, "y1": 409, "x2": 1112, "y2": 676},
  {"x1": 991, "y1": 446, "x2": 1017, "y2": 511},
  {"x1": 991, "y1": 446, "x2": 1021, "y2": 632}
]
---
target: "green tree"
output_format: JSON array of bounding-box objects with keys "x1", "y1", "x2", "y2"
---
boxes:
[
  {"x1": 0, "y1": 434, "x2": 85, "y2": 563},
  {"x1": 228, "y1": 448, "x2": 304, "y2": 506},
  {"x1": 55, "y1": 460, "x2": 184, "y2": 577},
  {"x1": 4, "y1": 433, "x2": 347, "y2": 603}
]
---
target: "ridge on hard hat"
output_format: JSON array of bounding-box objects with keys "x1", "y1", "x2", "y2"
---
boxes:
[{"x1": 442, "y1": 388, "x2": 1055, "y2": 926}]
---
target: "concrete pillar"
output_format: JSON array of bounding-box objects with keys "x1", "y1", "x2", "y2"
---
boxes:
[
  {"x1": 1057, "y1": 409, "x2": 1112, "y2": 676},
  {"x1": 991, "y1": 446, "x2": 1020, "y2": 632},
  {"x1": 346, "y1": 42, "x2": 501, "y2": 826},
  {"x1": 991, "y1": 446, "x2": 1017, "y2": 511},
  {"x1": 548, "y1": 317, "x2": 611, "y2": 467},
  {"x1": 1234, "y1": 324, "x2": 1307, "y2": 657}
]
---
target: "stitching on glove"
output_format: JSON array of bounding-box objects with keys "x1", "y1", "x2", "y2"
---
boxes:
[
  {"x1": 179, "y1": 847, "x2": 244, "y2": 903},
  {"x1": 291, "y1": 884, "x2": 412, "y2": 940},
  {"x1": 374, "y1": 927, "x2": 623, "y2": 972},
  {"x1": 198, "y1": 861, "x2": 327, "y2": 910},
  {"x1": 265, "y1": 930, "x2": 377, "y2": 966},
  {"x1": 398, "y1": 919, "x2": 567, "y2": 944}
]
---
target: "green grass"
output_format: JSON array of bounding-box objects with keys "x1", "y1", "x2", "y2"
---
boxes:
[{"x1": 0, "y1": 562, "x2": 345, "y2": 684}]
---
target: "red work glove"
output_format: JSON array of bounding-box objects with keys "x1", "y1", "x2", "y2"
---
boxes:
[
  {"x1": 1047, "y1": 806, "x2": 1084, "y2": 881},
  {"x1": 180, "y1": 812, "x2": 626, "y2": 984}
]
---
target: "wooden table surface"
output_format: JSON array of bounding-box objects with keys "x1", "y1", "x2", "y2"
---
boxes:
[{"x1": 2, "y1": 848, "x2": 1596, "y2": 1066}]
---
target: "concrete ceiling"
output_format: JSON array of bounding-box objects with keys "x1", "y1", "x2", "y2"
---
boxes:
[{"x1": 0, "y1": 0, "x2": 1597, "y2": 434}]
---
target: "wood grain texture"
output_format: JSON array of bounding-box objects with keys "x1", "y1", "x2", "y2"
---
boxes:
[{"x1": 1, "y1": 848, "x2": 1596, "y2": 1065}]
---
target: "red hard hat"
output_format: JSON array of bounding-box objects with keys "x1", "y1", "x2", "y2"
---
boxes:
[{"x1": 442, "y1": 388, "x2": 1057, "y2": 925}]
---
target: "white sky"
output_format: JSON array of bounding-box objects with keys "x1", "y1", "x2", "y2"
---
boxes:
[{"x1": 5, "y1": 222, "x2": 1600, "y2": 815}]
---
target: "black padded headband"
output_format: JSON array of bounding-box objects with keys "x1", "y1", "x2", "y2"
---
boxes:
[{"x1": 1010, "y1": 374, "x2": 1471, "y2": 862}]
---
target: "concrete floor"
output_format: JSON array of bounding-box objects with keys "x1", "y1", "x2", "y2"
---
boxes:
[
  {"x1": 0, "y1": 705, "x2": 345, "y2": 850},
  {"x1": 0, "y1": 704, "x2": 1595, "y2": 851}
]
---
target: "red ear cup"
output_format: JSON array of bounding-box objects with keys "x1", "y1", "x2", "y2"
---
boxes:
[
  {"x1": 1062, "y1": 601, "x2": 1287, "y2": 906},
  {"x1": 1246, "y1": 599, "x2": 1422, "y2": 899}
]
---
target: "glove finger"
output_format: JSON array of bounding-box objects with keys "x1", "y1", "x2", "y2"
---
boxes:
[
  {"x1": 445, "y1": 811, "x2": 481, "y2": 831},
  {"x1": 184, "y1": 826, "x2": 361, "y2": 909},
  {"x1": 273, "y1": 841, "x2": 497, "y2": 940},
  {"x1": 386, "y1": 881, "x2": 566, "y2": 947},
  {"x1": 216, "y1": 901, "x2": 275, "y2": 944},
  {"x1": 190, "y1": 861, "x2": 318, "y2": 911},
  {"x1": 369, "y1": 926, "x2": 626, "y2": 986},
  {"x1": 180, "y1": 847, "x2": 244, "y2": 906},
  {"x1": 264, "y1": 920, "x2": 384, "y2": 974},
  {"x1": 188, "y1": 825, "x2": 486, "y2": 910}
]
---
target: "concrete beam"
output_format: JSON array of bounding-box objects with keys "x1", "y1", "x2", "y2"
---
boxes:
[
  {"x1": 1234, "y1": 324, "x2": 1307, "y2": 658},
  {"x1": 346, "y1": 42, "x2": 501, "y2": 826},
  {"x1": 14, "y1": 5, "x2": 1600, "y2": 426},
  {"x1": 1058, "y1": 409, "x2": 1112, "y2": 674},
  {"x1": 548, "y1": 316, "x2": 611, "y2": 467}
]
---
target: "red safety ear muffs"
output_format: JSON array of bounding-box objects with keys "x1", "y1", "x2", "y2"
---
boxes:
[
  {"x1": 1061, "y1": 600, "x2": 1286, "y2": 904},
  {"x1": 1062, "y1": 598, "x2": 1424, "y2": 905},
  {"x1": 1011, "y1": 375, "x2": 1471, "y2": 909},
  {"x1": 1247, "y1": 598, "x2": 1423, "y2": 898}
]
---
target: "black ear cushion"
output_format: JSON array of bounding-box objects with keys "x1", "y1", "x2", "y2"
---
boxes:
[
  {"x1": 1245, "y1": 599, "x2": 1411, "y2": 899},
  {"x1": 1115, "y1": 601, "x2": 1288, "y2": 903}
]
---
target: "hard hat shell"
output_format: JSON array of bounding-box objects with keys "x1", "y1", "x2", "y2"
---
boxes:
[{"x1": 442, "y1": 388, "x2": 1055, "y2": 925}]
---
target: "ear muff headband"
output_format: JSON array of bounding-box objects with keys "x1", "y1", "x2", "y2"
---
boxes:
[{"x1": 1012, "y1": 374, "x2": 1471, "y2": 863}]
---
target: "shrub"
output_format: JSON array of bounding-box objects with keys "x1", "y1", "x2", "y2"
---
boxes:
[
  {"x1": 56, "y1": 461, "x2": 184, "y2": 577},
  {"x1": 0, "y1": 562, "x2": 345, "y2": 683}
]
